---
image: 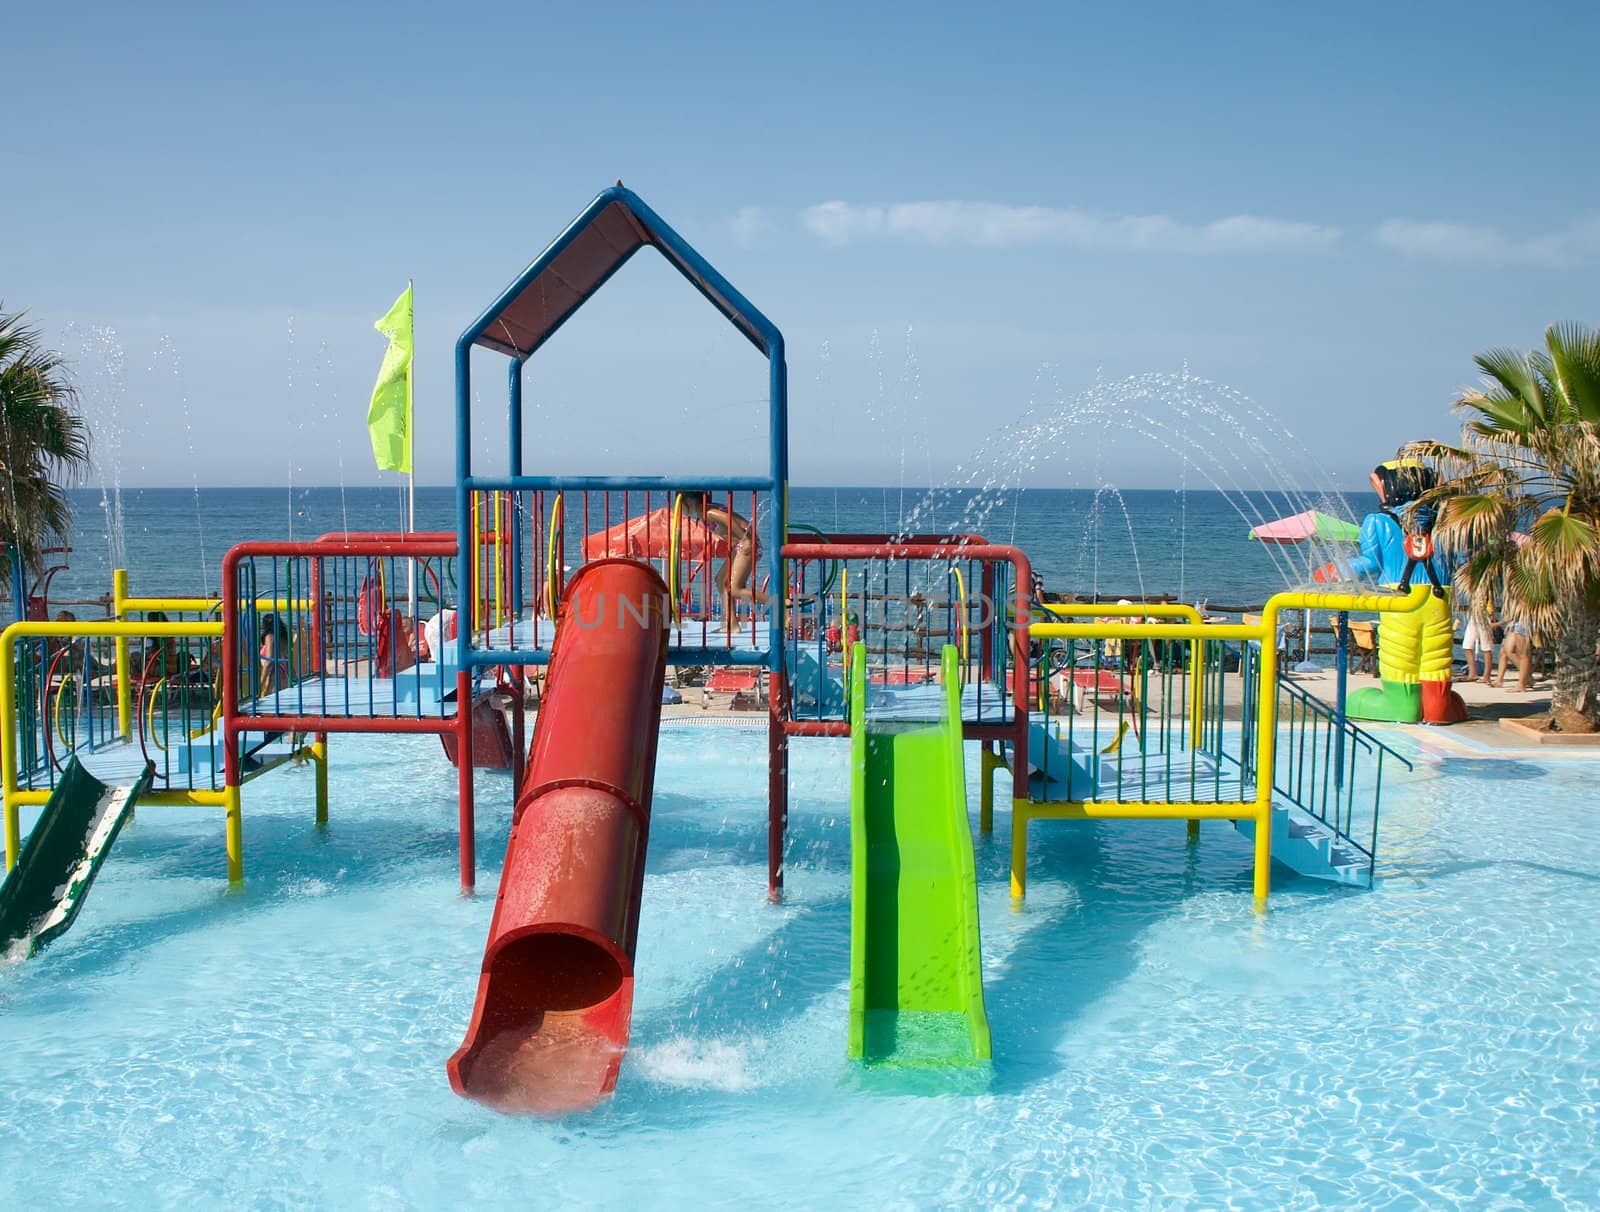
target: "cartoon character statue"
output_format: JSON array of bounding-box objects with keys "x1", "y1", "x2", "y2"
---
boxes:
[{"x1": 1314, "y1": 457, "x2": 1467, "y2": 725}]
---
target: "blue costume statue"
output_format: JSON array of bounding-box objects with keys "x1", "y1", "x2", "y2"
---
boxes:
[{"x1": 1316, "y1": 458, "x2": 1467, "y2": 725}]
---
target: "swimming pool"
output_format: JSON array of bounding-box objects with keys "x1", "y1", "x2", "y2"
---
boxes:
[{"x1": 1, "y1": 726, "x2": 1595, "y2": 1207}]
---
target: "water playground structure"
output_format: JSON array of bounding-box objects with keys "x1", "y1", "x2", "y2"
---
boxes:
[{"x1": 1, "y1": 186, "x2": 1430, "y2": 1114}]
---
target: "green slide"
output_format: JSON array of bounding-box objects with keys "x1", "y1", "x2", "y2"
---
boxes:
[
  {"x1": 848, "y1": 643, "x2": 991, "y2": 1066},
  {"x1": 0, "y1": 756, "x2": 154, "y2": 960}
]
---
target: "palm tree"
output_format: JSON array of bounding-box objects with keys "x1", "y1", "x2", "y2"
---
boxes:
[
  {"x1": 1414, "y1": 322, "x2": 1600, "y2": 732},
  {"x1": 0, "y1": 307, "x2": 90, "y2": 588}
]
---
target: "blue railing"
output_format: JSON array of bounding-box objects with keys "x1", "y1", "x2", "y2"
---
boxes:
[{"x1": 1269, "y1": 675, "x2": 1412, "y2": 882}]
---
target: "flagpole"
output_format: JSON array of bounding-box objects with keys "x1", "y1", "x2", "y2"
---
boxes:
[{"x1": 406, "y1": 278, "x2": 418, "y2": 624}]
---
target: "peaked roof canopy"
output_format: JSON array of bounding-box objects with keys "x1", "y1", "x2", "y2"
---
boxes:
[{"x1": 463, "y1": 185, "x2": 780, "y2": 361}]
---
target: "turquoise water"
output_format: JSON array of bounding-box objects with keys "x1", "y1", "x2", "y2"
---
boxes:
[{"x1": 2, "y1": 726, "x2": 1596, "y2": 1207}]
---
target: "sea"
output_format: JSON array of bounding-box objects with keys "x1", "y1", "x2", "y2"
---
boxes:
[{"x1": 27, "y1": 484, "x2": 1380, "y2": 618}]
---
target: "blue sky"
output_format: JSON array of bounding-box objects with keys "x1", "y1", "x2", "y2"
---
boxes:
[{"x1": 5, "y1": 0, "x2": 1598, "y2": 491}]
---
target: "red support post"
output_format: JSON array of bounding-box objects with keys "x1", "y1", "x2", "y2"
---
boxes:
[{"x1": 457, "y1": 669, "x2": 475, "y2": 892}]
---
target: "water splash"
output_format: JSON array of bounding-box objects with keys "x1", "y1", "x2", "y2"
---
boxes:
[
  {"x1": 825, "y1": 362, "x2": 1360, "y2": 603},
  {"x1": 153, "y1": 335, "x2": 209, "y2": 593},
  {"x1": 66, "y1": 324, "x2": 130, "y2": 577}
]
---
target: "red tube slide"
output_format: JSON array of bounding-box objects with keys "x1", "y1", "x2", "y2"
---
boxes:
[{"x1": 447, "y1": 558, "x2": 670, "y2": 1115}]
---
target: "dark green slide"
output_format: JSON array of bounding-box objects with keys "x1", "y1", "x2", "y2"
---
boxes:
[
  {"x1": 0, "y1": 756, "x2": 154, "y2": 960},
  {"x1": 848, "y1": 644, "x2": 991, "y2": 1067}
]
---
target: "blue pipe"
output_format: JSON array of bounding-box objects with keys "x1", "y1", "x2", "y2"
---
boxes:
[
  {"x1": 454, "y1": 337, "x2": 473, "y2": 680},
  {"x1": 508, "y1": 357, "x2": 524, "y2": 616},
  {"x1": 464, "y1": 646, "x2": 769, "y2": 669},
  {"x1": 465, "y1": 474, "x2": 775, "y2": 493},
  {"x1": 1334, "y1": 610, "x2": 1349, "y2": 793},
  {"x1": 769, "y1": 334, "x2": 788, "y2": 688}
]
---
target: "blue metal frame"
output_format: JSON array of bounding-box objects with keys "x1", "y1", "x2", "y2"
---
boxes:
[
  {"x1": 508, "y1": 357, "x2": 525, "y2": 617},
  {"x1": 454, "y1": 185, "x2": 789, "y2": 692}
]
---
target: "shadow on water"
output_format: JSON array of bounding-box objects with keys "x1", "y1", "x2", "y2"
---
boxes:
[
  {"x1": 1433, "y1": 757, "x2": 1547, "y2": 781},
  {"x1": 1390, "y1": 856, "x2": 1600, "y2": 886},
  {"x1": 969, "y1": 811, "x2": 1356, "y2": 1097},
  {"x1": 4, "y1": 776, "x2": 821, "y2": 993},
  {"x1": 3, "y1": 813, "x2": 481, "y2": 989}
]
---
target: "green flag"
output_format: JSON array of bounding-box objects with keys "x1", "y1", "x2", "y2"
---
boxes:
[{"x1": 367, "y1": 284, "x2": 413, "y2": 473}]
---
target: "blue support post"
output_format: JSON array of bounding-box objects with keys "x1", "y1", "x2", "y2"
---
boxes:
[
  {"x1": 455, "y1": 337, "x2": 473, "y2": 677},
  {"x1": 1334, "y1": 610, "x2": 1349, "y2": 793},
  {"x1": 508, "y1": 356, "x2": 524, "y2": 617},
  {"x1": 9, "y1": 548, "x2": 25, "y2": 627}
]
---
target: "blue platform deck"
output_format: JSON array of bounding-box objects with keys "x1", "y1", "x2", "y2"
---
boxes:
[
  {"x1": 480, "y1": 611, "x2": 774, "y2": 656},
  {"x1": 239, "y1": 665, "x2": 465, "y2": 719},
  {"x1": 65, "y1": 733, "x2": 302, "y2": 789},
  {"x1": 860, "y1": 680, "x2": 1015, "y2": 725}
]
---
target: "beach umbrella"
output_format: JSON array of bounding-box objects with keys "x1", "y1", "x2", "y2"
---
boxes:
[
  {"x1": 1247, "y1": 508, "x2": 1360, "y2": 673},
  {"x1": 581, "y1": 506, "x2": 730, "y2": 562},
  {"x1": 1246, "y1": 509, "x2": 1360, "y2": 545}
]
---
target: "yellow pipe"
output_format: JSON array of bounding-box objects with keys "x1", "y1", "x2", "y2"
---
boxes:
[
  {"x1": 952, "y1": 566, "x2": 969, "y2": 674},
  {"x1": 1191, "y1": 632, "x2": 1207, "y2": 746},
  {"x1": 1020, "y1": 800, "x2": 1255, "y2": 821},
  {"x1": 2, "y1": 619, "x2": 226, "y2": 869},
  {"x1": 1038, "y1": 603, "x2": 1209, "y2": 732},
  {"x1": 979, "y1": 745, "x2": 1001, "y2": 834},
  {"x1": 2, "y1": 786, "x2": 239, "y2": 810},
  {"x1": 492, "y1": 493, "x2": 504, "y2": 629},
  {"x1": 1033, "y1": 621, "x2": 1262, "y2": 641},
  {"x1": 668, "y1": 493, "x2": 683, "y2": 625},
  {"x1": 312, "y1": 737, "x2": 329, "y2": 826},
  {"x1": 4, "y1": 621, "x2": 223, "y2": 639},
  {"x1": 1010, "y1": 798, "x2": 1031, "y2": 898},
  {"x1": 5, "y1": 629, "x2": 37, "y2": 869},
  {"x1": 2, "y1": 792, "x2": 16, "y2": 872},
  {"x1": 1040, "y1": 602, "x2": 1203, "y2": 623},
  {"x1": 840, "y1": 566, "x2": 849, "y2": 679},
  {"x1": 144, "y1": 678, "x2": 169, "y2": 752},
  {"x1": 224, "y1": 782, "x2": 243, "y2": 883},
  {"x1": 495, "y1": 493, "x2": 507, "y2": 628},
  {"x1": 471, "y1": 493, "x2": 480, "y2": 631},
  {"x1": 544, "y1": 492, "x2": 564, "y2": 618},
  {"x1": 6, "y1": 787, "x2": 236, "y2": 809},
  {"x1": 114, "y1": 569, "x2": 132, "y2": 740}
]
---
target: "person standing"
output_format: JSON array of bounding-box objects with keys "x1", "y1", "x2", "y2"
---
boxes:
[{"x1": 1460, "y1": 598, "x2": 1496, "y2": 683}]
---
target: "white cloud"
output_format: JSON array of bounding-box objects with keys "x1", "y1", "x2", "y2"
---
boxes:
[
  {"x1": 729, "y1": 205, "x2": 771, "y2": 249},
  {"x1": 1375, "y1": 217, "x2": 1600, "y2": 267},
  {"x1": 798, "y1": 200, "x2": 1342, "y2": 255}
]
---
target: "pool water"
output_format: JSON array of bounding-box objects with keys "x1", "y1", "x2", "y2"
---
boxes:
[{"x1": 1, "y1": 727, "x2": 1596, "y2": 1208}]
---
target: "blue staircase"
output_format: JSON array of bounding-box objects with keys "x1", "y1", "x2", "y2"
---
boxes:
[
  {"x1": 1022, "y1": 721, "x2": 1097, "y2": 801},
  {"x1": 1225, "y1": 672, "x2": 1412, "y2": 889},
  {"x1": 1231, "y1": 802, "x2": 1375, "y2": 888},
  {"x1": 1021, "y1": 668, "x2": 1409, "y2": 889}
]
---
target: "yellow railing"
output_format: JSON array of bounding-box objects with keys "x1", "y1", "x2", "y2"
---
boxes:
[
  {"x1": 112, "y1": 569, "x2": 313, "y2": 741},
  {"x1": 1016, "y1": 584, "x2": 1430, "y2": 909},
  {"x1": 2, "y1": 606, "x2": 333, "y2": 883},
  {"x1": 1, "y1": 618, "x2": 224, "y2": 873},
  {"x1": 1038, "y1": 601, "x2": 1206, "y2": 739},
  {"x1": 472, "y1": 490, "x2": 513, "y2": 631}
]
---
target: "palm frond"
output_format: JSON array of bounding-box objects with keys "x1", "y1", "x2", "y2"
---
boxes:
[
  {"x1": 1470, "y1": 347, "x2": 1547, "y2": 427},
  {"x1": 1543, "y1": 323, "x2": 1600, "y2": 425}
]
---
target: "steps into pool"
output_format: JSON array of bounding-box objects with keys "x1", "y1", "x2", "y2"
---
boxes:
[{"x1": 1233, "y1": 803, "x2": 1373, "y2": 888}]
